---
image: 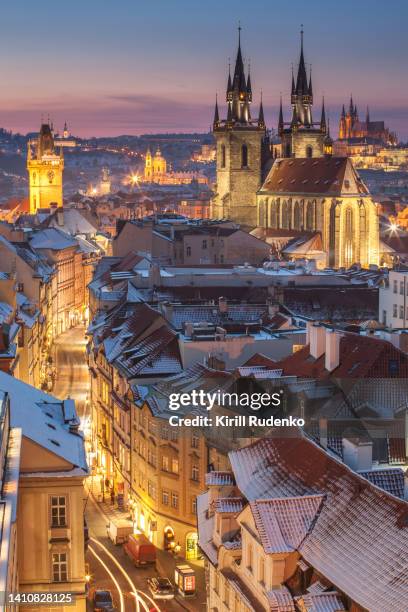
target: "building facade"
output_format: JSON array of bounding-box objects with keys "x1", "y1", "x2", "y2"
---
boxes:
[
  {"x1": 256, "y1": 156, "x2": 380, "y2": 268},
  {"x1": 27, "y1": 123, "x2": 64, "y2": 214}
]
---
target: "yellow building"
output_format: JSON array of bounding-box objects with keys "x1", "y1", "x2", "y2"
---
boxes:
[
  {"x1": 0, "y1": 372, "x2": 88, "y2": 612},
  {"x1": 27, "y1": 123, "x2": 64, "y2": 214}
]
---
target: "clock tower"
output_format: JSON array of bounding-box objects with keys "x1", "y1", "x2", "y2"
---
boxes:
[{"x1": 27, "y1": 122, "x2": 64, "y2": 214}]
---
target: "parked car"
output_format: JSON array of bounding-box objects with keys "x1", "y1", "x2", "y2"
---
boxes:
[
  {"x1": 106, "y1": 519, "x2": 133, "y2": 544},
  {"x1": 124, "y1": 533, "x2": 156, "y2": 567},
  {"x1": 147, "y1": 577, "x2": 174, "y2": 600},
  {"x1": 93, "y1": 589, "x2": 114, "y2": 611}
]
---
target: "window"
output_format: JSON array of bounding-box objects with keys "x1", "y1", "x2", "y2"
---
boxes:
[
  {"x1": 400, "y1": 281, "x2": 404, "y2": 295},
  {"x1": 172, "y1": 458, "x2": 179, "y2": 474},
  {"x1": 171, "y1": 492, "x2": 179, "y2": 508},
  {"x1": 51, "y1": 496, "x2": 67, "y2": 527},
  {"x1": 306, "y1": 145, "x2": 313, "y2": 158},
  {"x1": 191, "y1": 433, "x2": 199, "y2": 448},
  {"x1": 259, "y1": 557, "x2": 265, "y2": 584},
  {"x1": 162, "y1": 455, "x2": 169, "y2": 471},
  {"x1": 192, "y1": 496, "x2": 197, "y2": 514},
  {"x1": 224, "y1": 581, "x2": 230, "y2": 608},
  {"x1": 170, "y1": 428, "x2": 178, "y2": 442},
  {"x1": 394, "y1": 280, "x2": 398, "y2": 293},
  {"x1": 241, "y1": 144, "x2": 248, "y2": 168},
  {"x1": 191, "y1": 465, "x2": 199, "y2": 482},
  {"x1": 186, "y1": 246, "x2": 191, "y2": 257},
  {"x1": 247, "y1": 544, "x2": 253, "y2": 572},
  {"x1": 161, "y1": 426, "x2": 169, "y2": 440},
  {"x1": 393, "y1": 304, "x2": 398, "y2": 317},
  {"x1": 162, "y1": 490, "x2": 169, "y2": 505},
  {"x1": 400, "y1": 305, "x2": 404, "y2": 319},
  {"x1": 214, "y1": 570, "x2": 219, "y2": 594},
  {"x1": 383, "y1": 310, "x2": 387, "y2": 325},
  {"x1": 220, "y1": 145, "x2": 226, "y2": 168},
  {"x1": 220, "y1": 254, "x2": 224, "y2": 263},
  {"x1": 148, "y1": 481, "x2": 156, "y2": 499},
  {"x1": 52, "y1": 552, "x2": 68, "y2": 582},
  {"x1": 202, "y1": 240, "x2": 207, "y2": 250}
]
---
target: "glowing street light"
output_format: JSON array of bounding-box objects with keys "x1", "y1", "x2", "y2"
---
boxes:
[
  {"x1": 130, "y1": 174, "x2": 140, "y2": 185},
  {"x1": 388, "y1": 223, "x2": 399, "y2": 233}
]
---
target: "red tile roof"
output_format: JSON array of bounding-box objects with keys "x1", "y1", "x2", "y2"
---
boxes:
[
  {"x1": 250, "y1": 495, "x2": 325, "y2": 554},
  {"x1": 229, "y1": 436, "x2": 408, "y2": 611},
  {"x1": 243, "y1": 353, "x2": 277, "y2": 368},
  {"x1": 276, "y1": 332, "x2": 408, "y2": 379},
  {"x1": 261, "y1": 157, "x2": 368, "y2": 196}
]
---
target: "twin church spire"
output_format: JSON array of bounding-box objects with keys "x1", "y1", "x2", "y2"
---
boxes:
[{"x1": 214, "y1": 26, "x2": 327, "y2": 146}]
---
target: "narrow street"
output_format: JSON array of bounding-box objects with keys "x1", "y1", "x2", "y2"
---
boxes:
[{"x1": 52, "y1": 327, "x2": 198, "y2": 612}]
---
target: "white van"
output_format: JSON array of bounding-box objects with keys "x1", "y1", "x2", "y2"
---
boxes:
[{"x1": 106, "y1": 519, "x2": 133, "y2": 544}]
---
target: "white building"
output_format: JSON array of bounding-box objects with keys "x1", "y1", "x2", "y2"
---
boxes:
[{"x1": 379, "y1": 269, "x2": 408, "y2": 328}]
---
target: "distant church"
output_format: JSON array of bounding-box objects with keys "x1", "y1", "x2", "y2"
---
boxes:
[
  {"x1": 210, "y1": 30, "x2": 380, "y2": 268},
  {"x1": 27, "y1": 122, "x2": 64, "y2": 214},
  {"x1": 338, "y1": 97, "x2": 397, "y2": 145},
  {"x1": 143, "y1": 147, "x2": 208, "y2": 185}
]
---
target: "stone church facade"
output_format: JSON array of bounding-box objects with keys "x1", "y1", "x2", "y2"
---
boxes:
[{"x1": 211, "y1": 30, "x2": 380, "y2": 268}]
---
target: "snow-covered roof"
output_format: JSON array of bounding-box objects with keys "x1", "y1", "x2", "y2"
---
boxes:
[
  {"x1": 0, "y1": 372, "x2": 87, "y2": 473},
  {"x1": 29, "y1": 228, "x2": 78, "y2": 250}
]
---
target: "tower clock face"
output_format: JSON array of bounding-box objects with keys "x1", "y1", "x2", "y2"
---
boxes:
[{"x1": 47, "y1": 170, "x2": 55, "y2": 183}]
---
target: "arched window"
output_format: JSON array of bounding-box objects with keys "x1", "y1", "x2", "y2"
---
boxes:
[
  {"x1": 241, "y1": 144, "x2": 248, "y2": 168},
  {"x1": 285, "y1": 143, "x2": 291, "y2": 157},
  {"x1": 270, "y1": 201, "x2": 278, "y2": 228},
  {"x1": 220, "y1": 145, "x2": 226, "y2": 168},
  {"x1": 293, "y1": 202, "x2": 301, "y2": 230},
  {"x1": 306, "y1": 201, "x2": 315, "y2": 230},
  {"x1": 306, "y1": 146, "x2": 313, "y2": 158},
  {"x1": 344, "y1": 208, "x2": 354, "y2": 267},
  {"x1": 281, "y1": 201, "x2": 289, "y2": 229}
]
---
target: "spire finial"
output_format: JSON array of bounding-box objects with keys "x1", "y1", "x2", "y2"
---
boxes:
[
  {"x1": 238, "y1": 21, "x2": 242, "y2": 46},
  {"x1": 300, "y1": 24, "x2": 304, "y2": 49}
]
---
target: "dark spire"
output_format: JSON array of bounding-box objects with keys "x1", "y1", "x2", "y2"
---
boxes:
[
  {"x1": 227, "y1": 60, "x2": 232, "y2": 94},
  {"x1": 247, "y1": 64, "x2": 252, "y2": 96},
  {"x1": 291, "y1": 64, "x2": 295, "y2": 96},
  {"x1": 295, "y1": 25, "x2": 308, "y2": 95},
  {"x1": 341, "y1": 104, "x2": 346, "y2": 118},
  {"x1": 278, "y1": 94, "x2": 284, "y2": 133},
  {"x1": 354, "y1": 104, "x2": 358, "y2": 119},
  {"x1": 213, "y1": 94, "x2": 219, "y2": 127},
  {"x1": 308, "y1": 65, "x2": 313, "y2": 98},
  {"x1": 320, "y1": 96, "x2": 326, "y2": 131},
  {"x1": 232, "y1": 23, "x2": 246, "y2": 92},
  {"x1": 366, "y1": 105, "x2": 370, "y2": 125},
  {"x1": 349, "y1": 94, "x2": 354, "y2": 115},
  {"x1": 258, "y1": 91, "x2": 265, "y2": 128}
]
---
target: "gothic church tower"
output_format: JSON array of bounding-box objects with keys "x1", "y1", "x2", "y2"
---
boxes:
[
  {"x1": 211, "y1": 28, "x2": 269, "y2": 226},
  {"x1": 279, "y1": 30, "x2": 326, "y2": 158}
]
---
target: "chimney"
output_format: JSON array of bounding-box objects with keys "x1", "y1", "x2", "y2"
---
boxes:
[
  {"x1": 310, "y1": 324, "x2": 326, "y2": 359},
  {"x1": 319, "y1": 417, "x2": 328, "y2": 449},
  {"x1": 342, "y1": 435, "x2": 373, "y2": 472},
  {"x1": 325, "y1": 329, "x2": 341, "y2": 372},
  {"x1": 56, "y1": 208, "x2": 64, "y2": 227},
  {"x1": 218, "y1": 296, "x2": 228, "y2": 314}
]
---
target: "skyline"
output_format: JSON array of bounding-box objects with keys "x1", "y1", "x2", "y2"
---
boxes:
[{"x1": 1, "y1": 0, "x2": 408, "y2": 138}]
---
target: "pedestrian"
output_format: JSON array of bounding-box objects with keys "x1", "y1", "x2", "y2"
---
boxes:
[{"x1": 110, "y1": 488, "x2": 115, "y2": 505}]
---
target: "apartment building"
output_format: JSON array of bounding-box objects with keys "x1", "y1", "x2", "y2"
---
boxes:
[
  {"x1": 112, "y1": 217, "x2": 271, "y2": 265},
  {"x1": 198, "y1": 434, "x2": 408, "y2": 612},
  {"x1": 379, "y1": 268, "x2": 408, "y2": 328},
  {"x1": 0, "y1": 372, "x2": 88, "y2": 611}
]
